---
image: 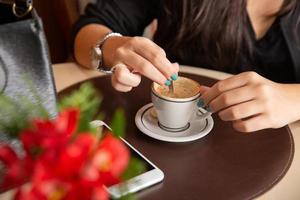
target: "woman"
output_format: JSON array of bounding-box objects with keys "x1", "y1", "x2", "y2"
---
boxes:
[{"x1": 73, "y1": 0, "x2": 300, "y2": 132}]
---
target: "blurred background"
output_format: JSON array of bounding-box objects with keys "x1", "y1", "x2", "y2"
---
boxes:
[
  {"x1": 34, "y1": 0, "x2": 155, "y2": 64},
  {"x1": 34, "y1": 0, "x2": 93, "y2": 63}
]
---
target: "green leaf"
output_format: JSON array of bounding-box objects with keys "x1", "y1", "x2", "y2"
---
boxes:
[
  {"x1": 110, "y1": 108, "x2": 126, "y2": 137},
  {"x1": 0, "y1": 88, "x2": 50, "y2": 138},
  {"x1": 58, "y1": 82, "x2": 103, "y2": 133}
]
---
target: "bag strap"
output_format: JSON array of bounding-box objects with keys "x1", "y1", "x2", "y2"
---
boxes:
[{"x1": 0, "y1": 0, "x2": 33, "y2": 18}]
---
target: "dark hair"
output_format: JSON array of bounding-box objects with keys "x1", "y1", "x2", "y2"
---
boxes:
[{"x1": 154, "y1": 0, "x2": 298, "y2": 70}]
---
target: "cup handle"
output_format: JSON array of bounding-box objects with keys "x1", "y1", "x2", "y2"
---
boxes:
[{"x1": 196, "y1": 103, "x2": 212, "y2": 120}]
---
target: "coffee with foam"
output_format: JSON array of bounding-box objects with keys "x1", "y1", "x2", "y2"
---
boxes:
[{"x1": 153, "y1": 77, "x2": 200, "y2": 99}]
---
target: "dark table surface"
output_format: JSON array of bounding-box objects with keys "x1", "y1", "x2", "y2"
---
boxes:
[{"x1": 58, "y1": 73, "x2": 294, "y2": 200}]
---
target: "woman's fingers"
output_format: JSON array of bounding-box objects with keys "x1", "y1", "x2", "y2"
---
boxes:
[
  {"x1": 199, "y1": 86, "x2": 210, "y2": 94},
  {"x1": 114, "y1": 64, "x2": 141, "y2": 87},
  {"x1": 111, "y1": 75, "x2": 133, "y2": 92},
  {"x1": 118, "y1": 50, "x2": 168, "y2": 85},
  {"x1": 209, "y1": 85, "x2": 256, "y2": 112},
  {"x1": 111, "y1": 36, "x2": 179, "y2": 85},
  {"x1": 172, "y1": 62, "x2": 180, "y2": 74},
  {"x1": 218, "y1": 100, "x2": 264, "y2": 121},
  {"x1": 201, "y1": 72, "x2": 260, "y2": 106},
  {"x1": 111, "y1": 64, "x2": 142, "y2": 92},
  {"x1": 232, "y1": 114, "x2": 272, "y2": 133},
  {"x1": 132, "y1": 37, "x2": 179, "y2": 79},
  {"x1": 196, "y1": 71, "x2": 295, "y2": 133}
]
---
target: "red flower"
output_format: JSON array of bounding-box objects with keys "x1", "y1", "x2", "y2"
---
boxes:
[
  {"x1": 16, "y1": 133, "x2": 110, "y2": 200},
  {"x1": 20, "y1": 109, "x2": 79, "y2": 158},
  {"x1": 0, "y1": 145, "x2": 33, "y2": 192},
  {"x1": 35, "y1": 134, "x2": 97, "y2": 182},
  {"x1": 14, "y1": 133, "x2": 108, "y2": 200},
  {"x1": 63, "y1": 179, "x2": 108, "y2": 200},
  {"x1": 89, "y1": 133, "x2": 130, "y2": 186},
  {"x1": 15, "y1": 178, "x2": 108, "y2": 200},
  {"x1": 0, "y1": 108, "x2": 129, "y2": 200}
]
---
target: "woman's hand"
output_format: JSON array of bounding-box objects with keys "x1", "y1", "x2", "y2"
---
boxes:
[
  {"x1": 200, "y1": 71, "x2": 300, "y2": 132},
  {"x1": 103, "y1": 36, "x2": 179, "y2": 92}
]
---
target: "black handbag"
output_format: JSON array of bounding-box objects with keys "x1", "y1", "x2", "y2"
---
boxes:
[{"x1": 0, "y1": 1, "x2": 57, "y2": 143}]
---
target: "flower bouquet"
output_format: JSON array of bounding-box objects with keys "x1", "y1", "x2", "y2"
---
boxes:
[{"x1": 0, "y1": 83, "x2": 145, "y2": 200}]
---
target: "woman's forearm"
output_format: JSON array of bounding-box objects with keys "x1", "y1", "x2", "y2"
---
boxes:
[{"x1": 74, "y1": 24, "x2": 111, "y2": 68}]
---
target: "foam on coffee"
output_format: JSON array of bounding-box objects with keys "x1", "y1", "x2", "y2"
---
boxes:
[{"x1": 153, "y1": 77, "x2": 200, "y2": 99}]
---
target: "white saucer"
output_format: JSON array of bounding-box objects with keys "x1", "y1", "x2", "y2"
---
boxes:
[{"x1": 135, "y1": 103, "x2": 214, "y2": 142}]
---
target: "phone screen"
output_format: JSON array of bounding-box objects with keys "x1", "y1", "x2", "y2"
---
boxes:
[
  {"x1": 107, "y1": 139, "x2": 163, "y2": 198},
  {"x1": 129, "y1": 146, "x2": 155, "y2": 172},
  {"x1": 114, "y1": 139, "x2": 155, "y2": 183}
]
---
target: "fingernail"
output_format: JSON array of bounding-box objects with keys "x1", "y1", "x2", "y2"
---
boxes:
[
  {"x1": 171, "y1": 74, "x2": 178, "y2": 81},
  {"x1": 165, "y1": 80, "x2": 172, "y2": 86},
  {"x1": 197, "y1": 99, "x2": 205, "y2": 107}
]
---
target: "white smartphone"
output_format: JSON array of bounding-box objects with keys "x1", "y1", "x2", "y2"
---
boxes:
[{"x1": 106, "y1": 137, "x2": 164, "y2": 199}]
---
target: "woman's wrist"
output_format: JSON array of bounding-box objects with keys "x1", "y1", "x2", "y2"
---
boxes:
[
  {"x1": 92, "y1": 32, "x2": 122, "y2": 71},
  {"x1": 101, "y1": 36, "x2": 129, "y2": 67},
  {"x1": 278, "y1": 83, "x2": 300, "y2": 123},
  {"x1": 74, "y1": 24, "x2": 112, "y2": 69}
]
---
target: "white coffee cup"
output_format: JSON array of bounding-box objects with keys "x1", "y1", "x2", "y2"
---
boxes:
[{"x1": 151, "y1": 77, "x2": 211, "y2": 132}]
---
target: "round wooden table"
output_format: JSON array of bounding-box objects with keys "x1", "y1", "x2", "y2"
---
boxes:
[{"x1": 53, "y1": 62, "x2": 300, "y2": 200}]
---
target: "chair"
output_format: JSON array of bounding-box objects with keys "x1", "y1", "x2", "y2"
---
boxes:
[{"x1": 34, "y1": 0, "x2": 81, "y2": 63}]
